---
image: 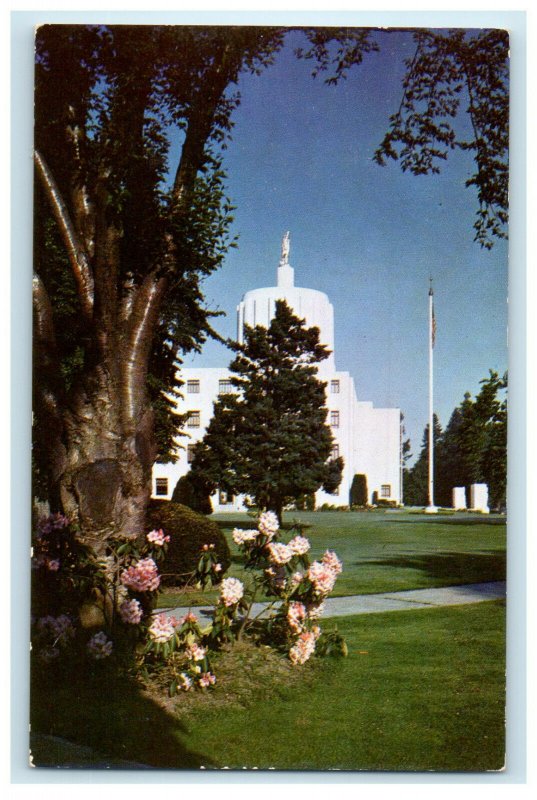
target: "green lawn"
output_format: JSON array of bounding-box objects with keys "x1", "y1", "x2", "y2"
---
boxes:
[
  {"x1": 180, "y1": 601, "x2": 506, "y2": 771},
  {"x1": 158, "y1": 510, "x2": 506, "y2": 608},
  {"x1": 31, "y1": 601, "x2": 506, "y2": 771},
  {"x1": 31, "y1": 510, "x2": 506, "y2": 771}
]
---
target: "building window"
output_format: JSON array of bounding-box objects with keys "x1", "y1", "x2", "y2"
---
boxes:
[
  {"x1": 155, "y1": 478, "x2": 168, "y2": 496},
  {"x1": 187, "y1": 444, "x2": 196, "y2": 463},
  {"x1": 330, "y1": 411, "x2": 340, "y2": 428},
  {"x1": 331, "y1": 443, "x2": 340, "y2": 459},
  {"x1": 218, "y1": 489, "x2": 234, "y2": 505},
  {"x1": 187, "y1": 380, "x2": 200, "y2": 394},
  {"x1": 187, "y1": 411, "x2": 200, "y2": 428},
  {"x1": 380, "y1": 484, "x2": 391, "y2": 498},
  {"x1": 218, "y1": 379, "x2": 234, "y2": 395},
  {"x1": 331, "y1": 380, "x2": 340, "y2": 394}
]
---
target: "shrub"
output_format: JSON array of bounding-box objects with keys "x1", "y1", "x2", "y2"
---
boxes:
[
  {"x1": 171, "y1": 474, "x2": 212, "y2": 515},
  {"x1": 293, "y1": 493, "x2": 316, "y2": 511},
  {"x1": 147, "y1": 501, "x2": 231, "y2": 586},
  {"x1": 349, "y1": 474, "x2": 368, "y2": 507},
  {"x1": 373, "y1": 497, "x2": 398, "y2": 508}
]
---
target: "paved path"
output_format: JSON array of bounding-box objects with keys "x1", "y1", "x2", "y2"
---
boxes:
[{"x1": 161, "y1": 580, "x2": 506, "y2": 622}]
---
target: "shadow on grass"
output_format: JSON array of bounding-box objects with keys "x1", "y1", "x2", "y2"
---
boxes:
[
  {"x1": 30, "y1": 666, "x2": 213, "y2": 769},
  {"x1": 360, "y1": 550, "x2": 506, "y2": 585},
  {"x1": 214, "y1": 519, "x2": 252, "y2": 532},
  {"x1": 393, "y1": 515, "x2": 505, "y2": 526}
]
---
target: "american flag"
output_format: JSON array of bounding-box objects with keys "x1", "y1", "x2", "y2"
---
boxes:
[{"x1": 431, "y1": 301, "x2": 436, "y2": 348}]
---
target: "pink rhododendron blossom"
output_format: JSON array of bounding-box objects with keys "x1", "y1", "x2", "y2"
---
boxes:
[
  {"x1": 119, "y1": 598, "x2": 143, "y2": 625},
  {"x1": 202, "y1": 543, "x2": 215, "y2": 551},
  {"x1": 148, "y1": 614, "x2": 175, "y2": 643},
  {"x1": 287, "y1": 602, "x2": 307, "y2": 633},
  {"x1": 36, "y1": 614, "x2": 76, "y2": 647},
  {"x1": 87, "y1": 631, "x2": 113, "y2": 660},
  {"x1": 266, "y1": 542, "x2": 293, "y2": 565},
  {"x1": 179, "y1": 673, "x2": 193, "y2": 691},
  {"x1": 322, "y1": 550, "x2": 343, "y2": 575},
  {"x1": 232, "y1": 528, "x2": 258, "y2": 546},
  {"x1": 220, "y1": 577, "x2": 244, "y2": 606},
  {"x1": 146, "y1": 529, "x2": 170, "y2": 546},
  {"x1": 37, "y1": 513, "x2": 70, "y2": 537},
  {"x1": 289, "y1": 630, "x2": 318, "y2": 665},
  {"x1": 307, "y1": 561, "x2": 338, "y2": 596},
  {"x1": 33, "y1": 555, "x2": 61, "y2": 571},
  {"x1": 290, "y1": 571, "x2": 304, "y2": 587},
  {"x1": 120, "y1": 558, "x2": 160, "y2": 592},
  {"x1": 185, "y1": 643, "x2": 206, "y2": 662},
  {"x1": 212, "y1": 563, "x2": 222, "y2": 573},
  {"x1": 198, "y1": 672, "x2": 217, "y2": 688},
  {"x1": 306, "y1": 601, "x2": 326, "y2": 619},
  {"x1": 265, "y1": 565, "x2": 287, "y2": 590},
  {"x1": 288, "y1": 536, "x2": 311, "y2": 556},
  {"x1": 258, "y1": 511, "x2": 279, "y2": 539},
  {"x1": 180, "y1": 611, "x2": 198, "y2": 625}
]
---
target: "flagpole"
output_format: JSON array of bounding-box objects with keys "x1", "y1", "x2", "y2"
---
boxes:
[{"x1": 426, "y1": 278, "x2": 438, "y2": 514}]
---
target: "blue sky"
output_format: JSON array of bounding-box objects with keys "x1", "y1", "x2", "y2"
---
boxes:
[{"x1": 180, "y1": 29, "x2": 508, "y2": 463}]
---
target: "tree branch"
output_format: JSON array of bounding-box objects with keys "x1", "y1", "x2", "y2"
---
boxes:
[
  {"x1": 121, "y1": 273, "x2": 168, "y2": 431},
  {"x1": 34, "y1": 149, "x2": 95, "y2": 320},
  {"x1": 32, "y1": 273, "x2": 67, "y2": 485},
  {"x1": 172, "y1": 42, "x2": 240, "y2": 210}
]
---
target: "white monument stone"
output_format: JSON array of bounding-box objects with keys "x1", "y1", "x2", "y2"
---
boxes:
[
  {"x1": 469, "y1": 483, "x2": 489, "y2": 514},
  {"x1": 452, "y1": 486, "x2": 467, "y2": 510}
]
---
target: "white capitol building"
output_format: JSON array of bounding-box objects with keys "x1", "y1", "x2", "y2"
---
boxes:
[{"x1": 152, "y1": 234, "x2": 402, "y2": 511}]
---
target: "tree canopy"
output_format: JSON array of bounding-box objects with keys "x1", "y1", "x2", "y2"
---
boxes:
[
  {"x1": 404, "y1": 371, "x2": 507, "y2": 509},
  {"x1": 189, "y1": 300, "x2": 344, "y2": 518},
  {"x1": 33, "y1": 24, "x2": 508, "y2": 541}
]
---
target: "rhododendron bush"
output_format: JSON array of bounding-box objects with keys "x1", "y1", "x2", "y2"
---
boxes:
[
  {"x1": 31, "y1": 510, "x2": 345, "y2": 697},
  {"x1": 219, "y1": 511, "x2": 347, "y2": 663}
]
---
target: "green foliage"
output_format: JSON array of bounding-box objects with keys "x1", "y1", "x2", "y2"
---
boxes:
[
  {"x1": 171, "y1": 474, "x2": 213, "y2": 515},
  {"x1": 190, "y1": 300, "x2": 343, "y2": 518},
  {"x1": 404, "y1": 414, "x2": 443, "y2": 507},
  {"x1": 293, "y1": 493, "x2": 316, "y2": 511},
  {"x1": 147, "y1": 501, "x2": 231, "y2": 586},
  {"x1": 405, "y1": 372, "x2": 507, "y2": 509},
  {"x1": 34, "y1": 25, "x2": 285, "y2": 469},
  {"x1": 34, "y1": 25, "x2": 508, "y2": 512},
  {"x1": 350, "y1": 473, "x2": 368, "y2": 506},
  {"x1": 373, "y1": 28, "x2": 508, "y2": 249}
]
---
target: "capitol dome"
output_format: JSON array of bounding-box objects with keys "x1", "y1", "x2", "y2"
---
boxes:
[{"x1": 236, "y1": 233, "x2": 335, "y2": 370}]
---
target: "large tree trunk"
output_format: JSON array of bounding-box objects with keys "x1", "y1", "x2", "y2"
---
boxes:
[
  {"x1": 33, "y1": 34, "x2": 244, "y2": 552},
  {"x1": 56, "y1": 370, "x2": 156, "y2": 552}
]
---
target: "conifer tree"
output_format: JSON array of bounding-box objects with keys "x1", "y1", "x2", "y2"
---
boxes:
[
  {"x1": 403, "y1": 415, "x2": 442, "y2": 507},
  {"x1": 190, "y1": 300, "x2": 344, "y2": 520}
]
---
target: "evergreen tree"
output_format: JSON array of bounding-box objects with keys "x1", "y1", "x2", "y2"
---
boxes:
[
  {"x1": 403, "y1": 415, "x2": 442, "y2": 506},
  {"x1": 474, "y1": 371, "x2": 507, "y2": 508},
  {"x1": 434, "y1": 395, "x2": 475, "y2": 506},
  {"x1": 406, "y1": 372, "x2": 507, "y2": 510},
  {"x1": 190, "y1": 300, "x2": 344, "y2": 520}
]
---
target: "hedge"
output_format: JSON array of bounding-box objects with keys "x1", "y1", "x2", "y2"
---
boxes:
[{"x1": 147, "y1": 501, "x2": 231, "y2": 587}]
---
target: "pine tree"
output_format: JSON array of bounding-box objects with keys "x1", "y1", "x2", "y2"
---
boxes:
[
  {"x1": 407, "y1": 373, "x2": 507, "y2": 510},
  {"x1": 403, "y1": 415, "x2": 442, "y2": 506},
  {"x1": 190, "y1": 300, "x2": 344, "y2": 520}
]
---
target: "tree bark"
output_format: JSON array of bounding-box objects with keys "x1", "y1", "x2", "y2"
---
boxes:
[
  {"x1": 33, "y1": 35, "x2": 245, "y2": 551},
  {"x1": 33, "y1": 153, "x2": 166, "y2": 551}
]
